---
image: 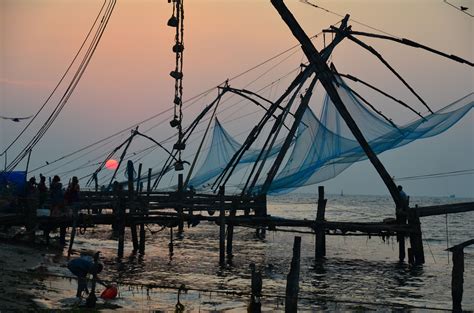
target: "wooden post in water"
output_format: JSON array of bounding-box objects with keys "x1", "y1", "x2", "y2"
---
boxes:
[
  {"x1": 169, "y1": 226, "x2": 174, "y2": 257},
  {"x1": 447, "y1": 239, "x2": 474, "y2": 313},
  {"x1": 136, "y1": 163, "x2": 142, "y2": 196},
  {"x1": 285, "y1": 236, "x2": 301, "y2": 313},
  {"x1": 67, "y1": 206, "x2": 79, "y2": 257},
  {"x1": 139, "y1": 168, "x2": 152, "y2": 255},
  {"x1": 407, "y1": 204, "x2": 424, "y2": 265},
  {"x1": 117, "y1": 185, "x2": 125, "y2": 258},
  {"x1": 219, "y1": 186, "x2": 226, "y2": 266},
  {"x1": 226, "y1": 200, "x2": 237, "y2": 262},
  {"x1": 249, "y1": 263, "x2": 262, "y2": 313},
  {"x1": 177, "y1": 174, "x2": 184, "y2": 235},
  {"x1": 127, "y1": 160, "x2": 139, "y2": 252},
  {"x1": 397, "y1": 198, "x2": 408, "y2": 262},
  {"x1": 315, "y1": 186, "x2": 327, "y2": 259}
]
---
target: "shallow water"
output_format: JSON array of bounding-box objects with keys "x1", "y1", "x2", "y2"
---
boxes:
[{"x1": 26, "y1": 194, "x2": 474, "y2": 311}]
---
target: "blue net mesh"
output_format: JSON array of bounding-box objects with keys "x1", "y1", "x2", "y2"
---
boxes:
[
  {"x1": 188, "y1": 118, "x2": 286, "y2": 189},
  {"x1": 189, "y1": 77, "x2": 473, "y2": 194}
]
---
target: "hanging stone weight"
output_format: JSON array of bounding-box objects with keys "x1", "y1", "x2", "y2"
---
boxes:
[
  {"x1": 170, "y1": 71, "x2": 183, "y2": 80},
  {"x1": 174, "y1": 161, "x2": 184, "y2": 171},
  {"x1": 170, "y1": 118, "x2": 180, "y2": 128},
  {"x1": 172, "y1": 43, "x2": 184, "y2": 53},
  {"x1": 173, "y1": 142, "x2": 186, "y2": 151},
  {"x1": 167, "y1": 15, "x2": 178, "y2": 27}
]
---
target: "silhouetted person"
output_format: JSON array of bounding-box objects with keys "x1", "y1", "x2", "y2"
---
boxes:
[
  {"x1": 398, "y1": 185, "x2": 408, "y2": 206},
  {"x1": 26, "y1": 177, "x2": 37, "y2": 195},
  {"x1": 50, "y1": 175, "x2": 64, "y2": 216},
  {"x1": 67, "y1": 253, "x2": 104, "y2": 298},
  {"x1": 65, "y1": 176, "x2": 80, "y2": 206},
  {"x1": 38, "y1": 174, "x2": 48, "y2": 209}
]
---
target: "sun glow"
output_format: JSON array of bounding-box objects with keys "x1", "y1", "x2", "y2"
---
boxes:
[{"x1": 105, "y1": 159, "x2": 119, "y2": 170}]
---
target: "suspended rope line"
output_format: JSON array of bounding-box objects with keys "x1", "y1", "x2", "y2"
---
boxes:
[
  {"x1": 212, "y1": 30, "x2": 347, "y2": 191},
  {"x1": 343, "y1": 33, "x2": 433, "y2": 114},
  {"x1": 333, "y1": 71, "x2": 425, "y2": 120},
  {"x1": 86, "y1": 127, "x2": 136, "y2": 187},
  {"x1": 337, "y1": 30, "x2": 474, "y2": 67},
  {"x1": 443, "y1": 0, "x2": 474, "y2": 17},
  {"x1": 300, "y1": 0, "x2": 400, "y2": 38},
  {"x1": 26, "y1": 30, "x2": 323, "y2": 177},
  {"x1": 184, "y1": 90, "x2": 223, "y2": 189},
  {"x1": 4, "y1": 0, "x2": 117, "y2": 172},
  {"x1": 0, "y1": 0, "x2": 108, "y2": 158},
  {"x1": 394, "y1": 169, "x2": 474, "y2": 182},
  {"x1": 34, "y1": 134, "x2": 125, "y2": 175}
]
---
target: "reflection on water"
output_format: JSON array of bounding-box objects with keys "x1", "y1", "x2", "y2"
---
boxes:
[{"x1": 34, "y1": 195, "x2": 474, "y2": 310}]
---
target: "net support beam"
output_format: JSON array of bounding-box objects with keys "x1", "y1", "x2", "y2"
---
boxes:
[{"x1": 270, "y1": 0, "x2": 402, "y2": 208}]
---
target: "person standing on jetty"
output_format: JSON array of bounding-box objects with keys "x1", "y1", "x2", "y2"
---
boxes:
[
  {"x1": 50, "y1": 175, "x2": 63, "y2": 216},
  {"x1": 67, "y1": 252, "x2": 104, "y2": 299},
  {"x1": 38, "y1": 174, "x2": 48, "y2": 209},
  {"x1": 398, "y1": 185, "x2": 409, "y2": 207},
  {"x1": 65, "y1": 176, "x2": 80, "y2": 214}
]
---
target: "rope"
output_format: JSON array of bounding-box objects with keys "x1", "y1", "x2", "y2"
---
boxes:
[
  {"x1": 395, "y1": 169, "x2": 474, "y2": 182},
  {"x1": 443, "y1": 0, "x2": 474, "y2": 17},
  {"x1": 4, "y1": 0, "x2": 117, "y2": 172},
  {"x1": 27, "y1": 29, "x2": 324, "y2": 178},
  {"x1": 0, "y1": 0, "x2": 108, "y2": 158},
  {"x1": 300, "y1": 0, "x2": 400, "y2": 38}
]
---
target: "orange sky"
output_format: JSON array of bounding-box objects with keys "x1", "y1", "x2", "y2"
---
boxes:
[{"x1": 0, "y1": 0, "x2": 472, "y2": 196}]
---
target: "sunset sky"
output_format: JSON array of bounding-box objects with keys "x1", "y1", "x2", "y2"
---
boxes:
[{"x1": 1, "y1": 0, "x2": 472, "y2": 197}]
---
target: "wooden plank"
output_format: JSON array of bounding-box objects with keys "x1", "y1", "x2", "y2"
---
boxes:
[{"x1": 415, "y1": 202, "x2": 474, "y2": 217}]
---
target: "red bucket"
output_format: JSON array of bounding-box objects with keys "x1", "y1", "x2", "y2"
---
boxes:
[{"x1": 100, "y1": 285, "x2": 118, "y2": 300}]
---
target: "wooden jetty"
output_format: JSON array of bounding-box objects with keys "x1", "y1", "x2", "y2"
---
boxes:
[{"x1": 1, "y1": 172, "x2": 473, "y2": 267}]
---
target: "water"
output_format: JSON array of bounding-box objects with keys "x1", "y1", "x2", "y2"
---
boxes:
[{"x1": 29, "y1": 194, "x2": 474, "y2": 311}]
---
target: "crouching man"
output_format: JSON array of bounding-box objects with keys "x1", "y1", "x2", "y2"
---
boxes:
[{"x1": 67, "y1": 253, "x2": 104, "y2": 298}]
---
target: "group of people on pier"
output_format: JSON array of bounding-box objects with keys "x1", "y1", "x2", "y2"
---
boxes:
[{"x1": 21, "y1": 174, "x2": 81, "y2": 217}]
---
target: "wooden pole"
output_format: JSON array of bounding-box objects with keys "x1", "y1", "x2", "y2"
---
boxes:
[
  {"x1": 117, "y1": 186, "x2": 125, "y2": 258},
  {"x1": 407, "y1": 206, "x2": 425, "y2": 265},
  {"x1": 447, "y1": 240, "x2": 474, "y2": 313},
  {"x1": 67, "y1": 207, "x2": 79, "y2": 257},
  {"x1": 452, "y1": 249, "x2": 463, "y2": 312},
  {"x1": 139, "y1": 168, "x2": 152, "y2": 255},
  {"x1": 127, "y1": 160, "x2": 139, "y2": 252},
  {"x1": 169, "y1": 226, "x2": 174, "y2": 257},
  {"x1": 285, "y1": 236, "x2": 301, "y2": 313},
  {"x1": 270, "y1": 0, "x2": 402, "y2": 209},
  {"x1": 315, "y1": 186, "x2": 327, "y2": 259},
  {"x1": 219, "y1": 186, "x2": 226, "y2": 267},
  {"x1": 59, "y1": 223, "x2": 67, "y2": 245},
  {"x1": 136, "y1": 163, "x2": 143, "y2": 196},
  {"x1": 397, "y1": 198, "x2": 407, "y2": 262},
  {"x1": 177, "y1": 173, "x2": 184, "y2": 235},
  {"x1": 249, "y1": 263, "x2": 262, "y2": 313},
  {"x1": 226, "y1": 201, "x2": 237, "y2": 262}
]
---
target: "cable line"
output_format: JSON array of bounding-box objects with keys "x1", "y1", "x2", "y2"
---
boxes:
[
  {"x1": 300, "y1": 0, "x2": 400, "y2": 38},
  {"x1": 395, "y1": 169, "x2": 474, "y2": 182},
  {"x1": 0, "y1": 0, "x2": 108, "y2": 158}
]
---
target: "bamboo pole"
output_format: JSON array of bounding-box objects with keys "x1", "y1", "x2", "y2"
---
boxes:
[{"x1": 285, "y1": 236, "x2": 301, "y2": 313}]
